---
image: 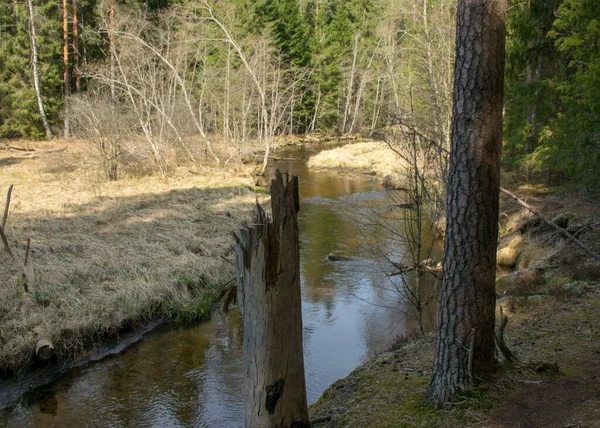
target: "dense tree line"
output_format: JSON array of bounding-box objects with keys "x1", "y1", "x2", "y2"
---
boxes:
[
  {"x1": 0, "y1": 0, "x2": 597, "y2": 185},
  {"x1": 504, "y1": 0, "x2": 600, "y2": 187},
  {"x1": 0, "y1": 1, "x2": 451, "y2": 149}
]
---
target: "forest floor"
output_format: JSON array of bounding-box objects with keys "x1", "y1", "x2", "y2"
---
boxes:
[
  {"x1": 0, "y1": 139, "x2": 262, "y2": 378},
  {"x1": 309, "y1": 176, "x2": 600, "y2": 427}
]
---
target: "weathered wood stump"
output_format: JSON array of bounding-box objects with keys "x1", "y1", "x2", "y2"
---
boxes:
[{"x1": 234, "y1": 170, "x2": 310, "y2": 428}]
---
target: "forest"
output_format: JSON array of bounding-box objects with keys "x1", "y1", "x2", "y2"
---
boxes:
[{"x1": 1, "y1": 0, "x2": 598, "y2": 186}]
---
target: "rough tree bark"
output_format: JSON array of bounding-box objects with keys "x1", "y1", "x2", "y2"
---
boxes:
[
  {"x1": 426, "y1": 0, "x2": 507, "y2": 406},
  {"x1": 234, "y1": 170, "x2": 310, "y2": 428}
]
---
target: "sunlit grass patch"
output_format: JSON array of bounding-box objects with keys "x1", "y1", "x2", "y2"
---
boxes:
[{"x1": 307, "y1": 142, "x2": 403, "y2": 178}]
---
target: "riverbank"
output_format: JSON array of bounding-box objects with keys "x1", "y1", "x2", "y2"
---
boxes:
[
  {"x1": 310, "y1": 183, "x2": 600, "y2": 426},
  {"x1": 0, "y1": 140, "x2": 260, "y2": 377},
  {"x1": 307, "y1": 141, "x2": 404, "y2": 187}
]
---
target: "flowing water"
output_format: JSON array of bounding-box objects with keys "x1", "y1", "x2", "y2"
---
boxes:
[{"x1": 1, "y1": 141, "x2": 435, "y2": 427}]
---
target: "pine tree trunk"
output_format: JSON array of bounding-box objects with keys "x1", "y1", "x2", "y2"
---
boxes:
[
  {"x1": 426, "y1": 0, "x2": 507, "y2": 406},
  {"x1": 72, "y1": 0, "x2": 80, "y2": 93},
  {"x1": 63, "y1": 0, "x2": 70, "y2": 138},
  {"x1": 234, "y1": 170, "x2": 310, "y2": 428},
  {"x1": 26, "y1": 0, "x2": 53, "y2": 138}
]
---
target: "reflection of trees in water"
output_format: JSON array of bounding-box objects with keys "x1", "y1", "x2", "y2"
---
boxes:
[
  {"x1": 299, "y1": 202, "x2": 361, "y2": 305},
  {"x1": 343, "y1": 190, "x2": 443, "y2": 337}
]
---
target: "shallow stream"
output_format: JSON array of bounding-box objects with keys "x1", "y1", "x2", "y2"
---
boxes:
[{"x1": 2, "y1": 141, "x2": 430, "y2": 427}]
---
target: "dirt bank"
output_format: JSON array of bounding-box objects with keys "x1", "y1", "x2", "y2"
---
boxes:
[{"x1": 310, "y1": 184, "x2": 600, "y2": 427}]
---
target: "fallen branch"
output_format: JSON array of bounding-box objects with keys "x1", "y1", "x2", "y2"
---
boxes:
[
  {"x1": 1, "y1": 186, "x2": 34, "y2": 306},
  {"x1": 0, "y1": 185, "x2": 15, "y2": 260},
  {"x1": 500, "y1": 187, "x2": 600, "y2": 263},
  {"x1": 0, "y1": 224, "x2": 14, "y2": 261},
  {"x1": 0, "y1": 145, "x2": 35, "y2": 152},
  {"x1": 388, "y1": 258, "x2": 442, "y2": 276},
  {"x1": 269, "y1": 155, "x2": 302, "y2": 161},
  {"x1": 37, "y1": 147, "x2": 67, "y2": 154},
  {"x1": 2, "y1": 184, "x2": 13, "y2": 227}
]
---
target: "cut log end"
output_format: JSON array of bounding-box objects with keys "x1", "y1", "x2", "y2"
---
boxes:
[
  {"x1": 33, "y1": 326, "x2": 55, "y2": 362},
  {"x1": 35, "y1": 339, "x2": 55, "y2": 362}
]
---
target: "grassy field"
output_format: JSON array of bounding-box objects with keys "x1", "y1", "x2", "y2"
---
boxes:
[{"x1": 0, "y1": 140, "x2": 260, "y2": 376}]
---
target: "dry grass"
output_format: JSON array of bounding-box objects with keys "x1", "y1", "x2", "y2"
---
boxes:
[
  {"x1": 497, "y1": 235, "x2": 525, "y2": 268},
  {"x1": 307, "y1": 142, "x2": 404, "y2": 184},
  {"x1": 0, "y1": 140, "x2": 259, "y2": 375}
]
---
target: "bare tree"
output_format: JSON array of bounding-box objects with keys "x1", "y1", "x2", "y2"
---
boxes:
[
  {"x1": 201, "y1": 0, "x2": 302, "y2": 174},
  {"x1": 72, "y1": 94, "x2": 124, "y2": 181}
]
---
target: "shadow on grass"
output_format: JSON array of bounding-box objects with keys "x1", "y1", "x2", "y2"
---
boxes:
[
  {"x1": 0, "y1": 183, "x2": 257, "y2": 376},
  {"x1": 0, "y1": 157, "x2": 31, "y2": 167}
]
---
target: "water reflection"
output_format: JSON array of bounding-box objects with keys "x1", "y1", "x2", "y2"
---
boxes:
[{"x1": 1, "y1": 141, "x2": 434, "y2": 427}]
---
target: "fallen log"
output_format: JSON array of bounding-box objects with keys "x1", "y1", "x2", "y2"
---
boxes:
[
  {"x1": 0, "y1": 145, "x2": 35, "y2": 152},
  {"x1": 500, "y1": 187, "x2": 600, "y2": 263}
]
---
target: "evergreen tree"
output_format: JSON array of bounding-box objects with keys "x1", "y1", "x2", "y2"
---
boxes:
[
  {"x1": 310, "y1": 1, "x2": 352, "y2": 130},
  {"x1": 504, "y1": 0, "x2": 561, "y2": 164},
  {"x1": 503, "y1": 0, "x2": 600, "y2": 186},
  {"x1": 273, "y1": 0, "x2": 310, "y2": 67},
  {"x1": 549, "y1": 0, "x2": 600, "y2": 185}
]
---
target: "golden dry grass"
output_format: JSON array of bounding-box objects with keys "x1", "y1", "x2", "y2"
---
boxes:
[
  {"x1": 0, "y1": 140, "x2": 259, "y2": 375},
  {"x1": 306, "y1": 141, "x2": 404, "y2": 183},
  {"x1": 497, "y1": 235, "x2": 525, "y2": 268}
]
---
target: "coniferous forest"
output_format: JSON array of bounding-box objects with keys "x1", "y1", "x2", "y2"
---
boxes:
[{"x1": 1, "y1": 0, "x2": 598, "y2": 186}]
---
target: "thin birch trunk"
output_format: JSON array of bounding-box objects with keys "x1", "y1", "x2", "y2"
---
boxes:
[
  {"x1": 342, "y1": 34, "x2": 360, "y2": 133},
  {"x1": 27, "y1": 0, "x2": 52, "y2": 138},
  {"x1": 309, "y1": 87, "x2": 321, "y2": 132},
  {"x1": 109, "y1": 0, "x2": 116, "y2": 106},
  {"x1": 72, "y1": 0, "x2": 80, "y2": 93}
]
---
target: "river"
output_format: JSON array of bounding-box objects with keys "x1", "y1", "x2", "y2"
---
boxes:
[{"x1": 1, "y1": 141, "x2": 435, "y2": 427}]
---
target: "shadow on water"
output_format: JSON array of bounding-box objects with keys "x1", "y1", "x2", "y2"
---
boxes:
[{"x1": 1, "y1": 141, "x2": 440, "y2": 427}]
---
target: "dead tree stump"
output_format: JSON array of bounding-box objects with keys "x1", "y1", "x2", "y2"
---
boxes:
[{"x1": 234, "y1": 170, "x2": 310, "y2": 428}]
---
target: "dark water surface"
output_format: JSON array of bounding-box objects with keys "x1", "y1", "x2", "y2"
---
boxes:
[{"x1": 1, "y1": 142, "x2": 422, "y2": 427}]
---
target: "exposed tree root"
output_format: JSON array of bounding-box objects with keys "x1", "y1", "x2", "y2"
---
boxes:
[{"x1": 495, "y1": 308, "x2": 560, "y2": 375}]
